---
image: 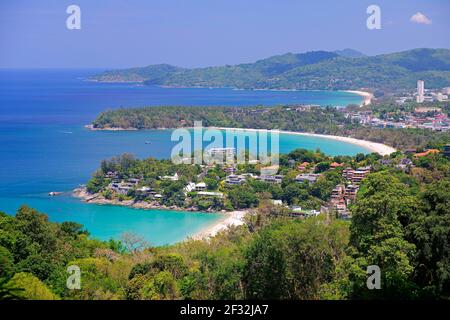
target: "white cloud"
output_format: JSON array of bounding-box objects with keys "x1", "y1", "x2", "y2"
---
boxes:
[{"x1": 410, "y1": 12, "x2": 432, "y2": 25}]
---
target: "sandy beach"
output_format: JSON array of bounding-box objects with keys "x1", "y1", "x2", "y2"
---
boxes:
[
  {"x1": 213, "y1": 127, "x2": 396, "y2": 156},
  {"x1": 344, "y1": 90, "x2": 374, "y2": 107},
  {"x1": 281, "y1": 130, "x2": 396, "y2": 156},
  {"x1": 73, "y1": 187, "x2": 248, "y2": 240},
  {"x1": 86, "y1": 123, "x2": 396, "y2": 156},
  {"x1": 192, "y1": 210, "x2": 247, "y2": 240},
  {"x1": 80, "y1": 121, "x2": 396, "y2": 242}
]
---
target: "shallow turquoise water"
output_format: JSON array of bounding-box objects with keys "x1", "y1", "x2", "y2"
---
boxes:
[
  {"x1": 2, "y1": 195, "x2": 221, "y2": 246},
  {"x1": 0, "y1": 69, "x2": 366, "y2": 245},
  {"x1": 0, "y1": 125, "x2": 368, "y2": 245}
]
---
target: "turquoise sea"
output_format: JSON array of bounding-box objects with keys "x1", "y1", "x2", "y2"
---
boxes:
[{"x1": 0, "y1": 69, "x2": 366, "y2": 245}]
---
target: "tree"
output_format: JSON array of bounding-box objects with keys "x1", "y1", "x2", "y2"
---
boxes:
[
  {"x1": 65, "y1": 257, "x2": 125, "y2": 300},
  {"x1": 227, "y1": 186, "x2": 259, "y2": 209},
  {"x1": 0, "y1": 277, "x2": 24, "y2": 300},
  {"x1": 15, "y1": 206, "x2": 57, "y2": 254},
  {"x1": 314, "y1": 161, "x2": 331, "y2": 173},
  {"x1": 407, "y1": 179, "x2": 450, "y2": 298},
  {"x1": 141, "y1": 271, "x2": 179, "y2": 300},
  {"x1": 179, "y1": 269, "x2": 207, "y2": 300},
  {"x1": 0, "y1": 246, "x2": 14, "y2": 280},
  {"x1": 282, "y1": 183, "x2": 308, "y2": 205},
  {"x1": 86, "y1": 170, "x2": 108, "y2": 194},
  {"x1": 121, "y1": 233, "x2": 149, "y2": 253},
  {"x1": 5, "y1": 272, "x2": 58, "y2": 300},
  {"x1": 243, "y1": 217, "x2": 349, "y2": 299},
  {"x1": 204, "y1": 177, "x2": 219, "y2": 190},
  {"x1": 355, "y1": 153, "x2": 366, "y2": 162},
  {"x1": 350, "y1": 172, "x2": 415, "y2": 251},
  {"x1": 60, "y1": 221, "x2": 87, "y2": 238},
  {"x1": 348, "y1": 172, "x2": 417, "y2": 298}
]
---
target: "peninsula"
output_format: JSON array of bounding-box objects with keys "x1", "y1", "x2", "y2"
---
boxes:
[{"x1": 89, "y1": 103, "x2": 450, "y2": 151}]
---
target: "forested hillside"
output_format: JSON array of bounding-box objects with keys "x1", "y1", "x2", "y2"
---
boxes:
[
  {"x1": 1, "y1": 149, "x2": 449, "y2": 300},
  {"x1": 91, "y1": 105, "x2": 450, "y2": 151},
  {"x1": 91, "y1": 48, "x2": 450, "y2": 90}
]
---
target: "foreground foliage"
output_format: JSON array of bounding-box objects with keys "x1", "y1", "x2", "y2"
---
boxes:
[{"x1": 1, "y1": 152, "x2": 449, "y2": 300}]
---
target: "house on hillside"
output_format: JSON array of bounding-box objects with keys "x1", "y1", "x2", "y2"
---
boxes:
[{"x1": 295, "y1": 173, "x2": 320, "y2": 184}]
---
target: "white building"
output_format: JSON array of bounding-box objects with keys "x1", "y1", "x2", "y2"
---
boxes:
[
  {"x1": 416, "y1": 80, "x2": 425, "y2": 103},
  {"x1": 197, "y1": 191, "x2": 224, "y2": 198},
  {"x1": 161, "y1": 172, "x2": 179, "y2": 181},
  {"x1": 226, "y1": 174, "x2": 246, "y2": 185},
  {"x1": 195, "y1": 182, "x2": 207, "y2": 191},
  {"x1": 208, "y1": 147, "x2": 236, "y2": 158},
  {"x1": 436, "y1": 93, "x2": 448, "y2": 102},
  {"x1": 184, "y1": 182, "x2": 196, "y2": 193}
]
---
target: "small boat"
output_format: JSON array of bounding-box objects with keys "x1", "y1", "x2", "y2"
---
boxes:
[
  {"x1": 145, "y1": 141, "x2": 151, "y2": 144},
  {"x1": 49, "y1": 191, "x2": 62, "y2": 196}
]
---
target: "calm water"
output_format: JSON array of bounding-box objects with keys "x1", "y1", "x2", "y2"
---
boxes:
[{"x1": 0, "y1": 69, "x2": 365, "y2": 245}]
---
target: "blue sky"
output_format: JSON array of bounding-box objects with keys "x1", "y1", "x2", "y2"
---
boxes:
[{"x1": 0, "y1": 0, "x2": 449, "y2": 68}]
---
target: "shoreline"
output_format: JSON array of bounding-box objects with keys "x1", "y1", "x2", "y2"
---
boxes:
[
  {"x1": 88, "y1": 79, "x2": 372, "y2": 106},
  {"x1": 191, "y1": 210, "x2": 248, "y2": 240},
  {"x1": 84, "y1": 124, "x2": 138, "y2": 131},
  {"x1": 73, "y1": 187, "x2": 206, "y2": 212},
  {"x1": 211, "y1": 127, "x2": 396, "y2": 156},
  {"x1": 72, "y1": 187, "x2": 248, "y2": 239},
  {"x1": 85, "y1": 125, "x2": 396, "y2": 156},
  {"x1": 343, "y1": 90, "x2": 373, "y2": 107}
]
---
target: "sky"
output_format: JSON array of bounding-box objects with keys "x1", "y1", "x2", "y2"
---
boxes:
[{"x1": 0, "y1": 0, "x2": 449, "y2": 68}]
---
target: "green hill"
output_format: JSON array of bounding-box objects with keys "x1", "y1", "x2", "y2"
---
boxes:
[
  {"x1": 334, "y1": 48, "x2": 366, "y2": 58},
  {"x1": 91, "y1": 48, "x2": 450, "y2": 91}
]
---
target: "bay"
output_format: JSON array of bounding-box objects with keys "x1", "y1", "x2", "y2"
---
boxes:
[{"x1": 0, "y1": 69, "x2": 366, "y2": 245}]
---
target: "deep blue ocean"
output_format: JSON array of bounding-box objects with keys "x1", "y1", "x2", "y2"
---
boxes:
[{"x1": 0, "y1": 69, "x2": 365, "y2": 245}]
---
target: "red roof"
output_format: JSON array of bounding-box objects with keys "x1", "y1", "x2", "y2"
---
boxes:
[
  {"x1": 297, "y1": 162, "x2": 309, "y2": 168},
  {"x1": 330, "y1": 162, "x2": 343, "y2": 168},
  {"x1": 414, "y1": 149, "x2": 440, "y2": 157}
]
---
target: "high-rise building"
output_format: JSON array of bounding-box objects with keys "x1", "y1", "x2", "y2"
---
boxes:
[{"x1": 416, "y1": 80, "x2": 425, "y2": 103}]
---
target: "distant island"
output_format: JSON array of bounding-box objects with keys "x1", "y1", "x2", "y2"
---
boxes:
[{"x1": 90, "y1": 48, "x2": 450, "y2": 92}]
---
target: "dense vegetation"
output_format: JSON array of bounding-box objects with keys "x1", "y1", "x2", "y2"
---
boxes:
[
  {"x1": 92, "y1": 105, "x2": 450, "y2": 151},
  {"x1": 85, "y1": 150, "x2": 358, "y2": 211},
  {"x1": 1, "y1": 150, "x2": 449, "y2": 300},
  {"x1": 91, "y1": 48, "x2": 450, "y2": 90}
]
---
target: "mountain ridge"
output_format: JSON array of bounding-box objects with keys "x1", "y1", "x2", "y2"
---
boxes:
[{"x1": 91, "y1": 48, "x2": 450, "y2": 91}]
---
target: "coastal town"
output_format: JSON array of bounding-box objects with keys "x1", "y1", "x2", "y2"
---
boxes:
[
  {"x1": 345, "y1": 106, "x2": 449, "y2": 131},
  {"x1": 2, "y1": 0, "x2": 450, "y2": 304},
  {"x1": 345, "y1": 82, "x2": 450, "y2": 132},
  {"x1": 74, "y1": 141, "x2": 449, "y2": 239},
  {"x1": 62, "y1": 78, "x2": 450, "y2": 241}
]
